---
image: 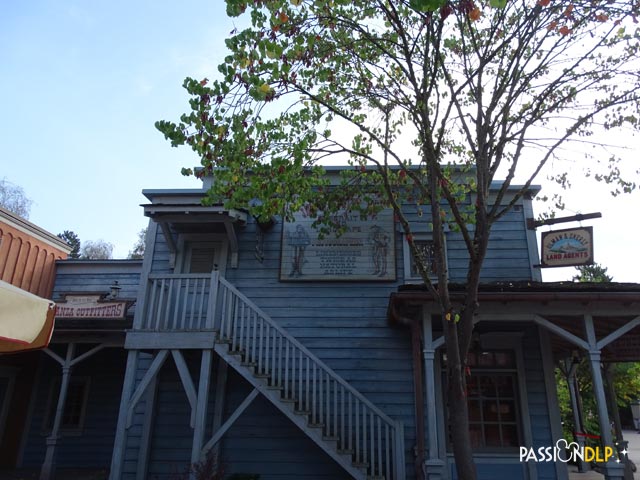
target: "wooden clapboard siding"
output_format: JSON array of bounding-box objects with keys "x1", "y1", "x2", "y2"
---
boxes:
[
  {"x1": 220, "y1": 369, "x2": 353, "y2": 480},
  {"x1": 53, "y1": 260, "x2": 142, "y2": 300},
  {"x1": 119, "y1": 191, "x2": 543, "y2": 479},
  {"x1": 20, "y1": 348, "x2": 126, "y2": 469},
  {"x1": 0, "y1": 207, "x2": 70, "y2": 298}
]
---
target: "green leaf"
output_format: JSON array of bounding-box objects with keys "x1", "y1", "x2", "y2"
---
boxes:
[
  {"x1": 489, "y1": 0, "x2": 507, "y2": 8},
  {"x1": 409, "y1": 0, "x2": 447, "y2": 13}
]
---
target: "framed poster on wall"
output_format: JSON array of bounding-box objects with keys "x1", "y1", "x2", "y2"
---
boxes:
[{"x1": 280, "y1": 208, "x2": 396, "y2": 281}]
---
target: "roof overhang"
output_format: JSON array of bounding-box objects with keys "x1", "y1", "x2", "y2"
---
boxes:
[
  {"x1": 388, "y1": 282, "x2": 640, "y2": 363},
  {"x1": 141, "y1": 189, "x2": 248, "y2": 268}
]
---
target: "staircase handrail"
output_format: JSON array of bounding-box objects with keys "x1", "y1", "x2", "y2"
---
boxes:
[{"x1": 217, "y1": 274, "x2": 398, "y2": 428}]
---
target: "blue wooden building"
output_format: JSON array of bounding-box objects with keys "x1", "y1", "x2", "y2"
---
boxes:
[{"x1": 2, "y1": 169, "x2": 639, "y2": 480}]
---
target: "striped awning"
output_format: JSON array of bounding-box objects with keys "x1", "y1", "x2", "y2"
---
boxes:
[{"x1": 0, "y1": 279, "x2": 55, "y2": 353}]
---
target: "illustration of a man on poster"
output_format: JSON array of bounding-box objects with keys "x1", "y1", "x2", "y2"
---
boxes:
[
  {"x1": 369, "y1": 225, "x2": 389, "y2": 277},
  {"x1": 287, "y1": 224, "x2": 311, "y2": 277}
]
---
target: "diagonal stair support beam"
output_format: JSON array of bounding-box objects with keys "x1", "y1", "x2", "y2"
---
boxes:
[
  {"x1": 126, "y1": 349, "x2": 168, "y2": 428},
  {"x1": 201, "y1": 387, "x2": 259, "y2": 456},
  {"x1": 215, "y1": 343, "x2": 366, "y2": 480},
  {"x1": 171, "y1": 349, "x2": 198, "y2": 428}
]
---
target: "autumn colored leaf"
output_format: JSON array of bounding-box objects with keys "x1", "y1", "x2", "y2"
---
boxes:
[
  {"x1": 469, "y1": 6, "x2": 482, "y2": 21},
  {"x1": 291, "y1": 0, "x2": 302, "y2": 5},
  {"x1": 279, "y1": 11, "x2": 289, "y2": 23},
  {"x1": 564, "y1": 4, "x2": 574, "y2": 17},
  {"x1": 547, "y1": 20, "x2": 558, "y2": 31},
  {"x1": 596, "y1": 13, "x2": 609, "y2": 22},
  {"x1": 537, "y1": 0, "x2": 550, "y2": 6},
  {"x1": 559, "y1": 25, "x2": 571, "y2": 35}
]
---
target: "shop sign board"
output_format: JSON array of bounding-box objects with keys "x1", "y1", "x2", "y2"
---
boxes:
[{"x1": 541, "y1": 226, "x2": 594, "y2": 268}]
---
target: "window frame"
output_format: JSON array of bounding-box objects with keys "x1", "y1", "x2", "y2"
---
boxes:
[
  {"x1": 440, "y1": 332, "x2": 532, "y2": 455},
  {"x1": 42, "y1": 376, "x2": 91, "y2": 436},
  {"x1": 402, "y1": 233, "x2": 446, "y2": 282}
]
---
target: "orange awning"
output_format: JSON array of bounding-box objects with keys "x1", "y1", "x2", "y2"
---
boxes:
[{"x1": 0, "y1": 279, "x2": 55, "y2": 353}]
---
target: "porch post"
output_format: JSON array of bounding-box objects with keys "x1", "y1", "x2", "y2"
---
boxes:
[
  {"x1": 109, "y1": 350, "x2": 139, "y2": 480},
  {"x1": 39, "y1": 343, "x2": 75, "y2": 480},
  {"x1": 191, "y1": 349, "x2": 213, "y2": 468},
  {"x1": 563, "y1": 358, "x2": 588, "y2": 473},
  {"x1": 603, "y1": 364, "x2": 635, "y2": 480},
  {"x1": 584, "y1": 315, "x2": 624, "y2": 480},
  {"x1": 423, "y1": 312, "x2": 445, "y2": 479}
]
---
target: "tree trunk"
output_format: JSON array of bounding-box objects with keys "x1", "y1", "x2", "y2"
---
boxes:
[
  {"x1": 445, "y1": 319, "x2": 477, "y2": 480},
  {"x1": 448, "y1": 376, "x2": 476, "y2": 480}
]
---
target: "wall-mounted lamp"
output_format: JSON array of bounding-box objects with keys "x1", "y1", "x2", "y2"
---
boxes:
[{"x1": 109, "y1": 281, "x2": 122, "y2": 299}]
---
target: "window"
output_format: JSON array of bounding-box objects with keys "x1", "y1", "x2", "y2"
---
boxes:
[
  {"x1": 444, "y1": 350, "x2": 521, "y2": 451},
  {"x1": 43, "y1": 376, "x2": 90, "y2": 434},
  {"x1": 403, "y1": 235, "x2": 442, "y2": 281}
]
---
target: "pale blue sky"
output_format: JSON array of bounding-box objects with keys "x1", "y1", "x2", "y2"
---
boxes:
[{"x1": 1, "y1": 1, "x2": 638, "y2": 281}]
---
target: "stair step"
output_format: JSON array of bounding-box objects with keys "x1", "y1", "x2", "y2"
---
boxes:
[
  {"x1": 323, "y1": 435, "x2": 339, "y2": 442},
  {"x1": 241, "y1": 361, "x2": 257, "y2": 367},
  {"x1": 280, "y1": 396, "x2": 297, "y2": 404},
  {"x1": 253, "y1": 372, "x2": 270, "y2": 379},
  {"x1": 308, "y1": 422, "x2": 325, "y2": 428},
  {"x1": 294, "y1": 409, "x2": 311, "y2": 415}
]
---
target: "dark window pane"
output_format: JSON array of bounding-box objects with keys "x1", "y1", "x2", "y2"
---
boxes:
[
  {"x1": 495, "y1": 376, "x2": 514, "y2": 396},
  {"x1": 469, "y1": 424, "x2": 483, "y2": 449},
  {"x1": 501, "y1": 425, "x2": 519, "y2": 447},
  {"x1": 485, "y1": 425, "x2": 502, "y2": 447},
  {"x1": 479, "y1": 376, "x2": 496, "y2": 397},
  {"x1": 499, "y1": 400, "x2": 516, "y2": 422},
  {"x1": 469, "y1": 400, "x2": 481, "y2": 421},
  {"x1": 483, "y1": 400, "x2": 500, "y2": 422}
]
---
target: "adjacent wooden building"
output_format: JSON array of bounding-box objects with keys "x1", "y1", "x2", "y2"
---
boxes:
[{"x1": 2, "y1": 170, "x2": 639, "y2": 480}]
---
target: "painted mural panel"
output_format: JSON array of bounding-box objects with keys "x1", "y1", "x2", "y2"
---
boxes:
[{"x1": 280, "y1": 209, "x2": 396, "y2": 281}]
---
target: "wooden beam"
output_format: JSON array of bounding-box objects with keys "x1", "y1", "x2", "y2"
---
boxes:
[
  {"x1": 201, "y1": 389, "x2": 259, "y2": 454},
  {"x1": 224, "y1": 219, "x2": 239, "y2": 268},
  {"x1": 39, "y1": 343, "x2": 76, "y2": 480},
  {"x1": 210, "y1": 359, "x2": 228, "y2": 461},
  {"x1": 159, "y1": 222, "x2": 177, "y2": 268},
  {"x1": 192, "y1": 350, "x2": 213, "y2": 466},
  {"x1": 527, "y1": 212, "x2": 601, "y2": 230},
  {"x1": 596, "y1": 315, "x2": 640, "y2": 350},
  {"x1": 533, "y1": 315, "x2": 590, "y2": 350},
  {"x1": 126, "y1": 350, "x2": 168, "y2": 428},
  {"x1": 136, "y1": 376, "x2": 158, "y2": 480},
  {"x1": 69, "y1": 344, "x2": 105, "y2": 367},
  {"x1": 171, "y1": 350, "x2": 197, "y2": 428},
  {"x1": 109, "y1": 350, "x2": 139, "y2": 480}
]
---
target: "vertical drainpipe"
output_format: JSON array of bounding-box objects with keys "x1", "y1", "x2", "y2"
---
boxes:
[{"x1": 411, "y1": 318, "x2": 426, "y2": 479}]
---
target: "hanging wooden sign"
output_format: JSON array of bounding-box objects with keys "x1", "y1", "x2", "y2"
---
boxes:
[{"x1": 540, "y1": 226, "x2": 594, "y2": 268}]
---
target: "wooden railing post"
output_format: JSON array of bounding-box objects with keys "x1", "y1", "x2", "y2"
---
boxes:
[
  {"x1": 394, "y1": 421, "x2": 406, "y2": 480},
  {"x1": 208, "y1": 270, "x2": 219, "y2": 331}
]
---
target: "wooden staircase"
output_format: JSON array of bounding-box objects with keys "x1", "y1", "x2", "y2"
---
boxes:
[
  {"x1": 116, "y1": 271, "x2": 405, "y2": 480},
  {"x1": 210, "y1": 274, "x2": 406, "y2": 480}
]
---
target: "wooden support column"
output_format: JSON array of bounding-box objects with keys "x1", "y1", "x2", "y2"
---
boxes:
[
  {"x1": 422, "y1": 312, "x2": 445, "y2": 480},
  {"x1": 603, "y1": 364, "x2": 635, "y2": 480},
  {"x1": 109, "y1": 350, "x2": 139, "y2": 480},
  {"x1": 210, "y1": 359, "x2": 228, "y2": 462},
  {"x1": 584, "y1": 315, "x2": 625, "y2": 480},
  {"x1": 39, "y1": 343, "x2": 75, "y2": 480},
  {"x1": 191, "y1": 349, "x2": 213, "y2": 468},
  {"x1": 562, "y1": 358, "x2": 588, "y2": 473}
]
